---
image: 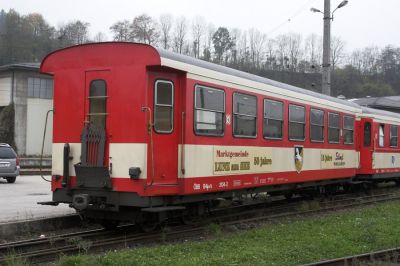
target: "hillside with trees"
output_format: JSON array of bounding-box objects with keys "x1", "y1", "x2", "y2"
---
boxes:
[{"x1": 1, "y1": 9, "x2": 399, "y2": 98}]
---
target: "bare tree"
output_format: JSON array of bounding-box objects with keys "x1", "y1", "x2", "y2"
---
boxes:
[
  {"x1": 304, "y1": 33, "x2": 322, "y2": 71},
  {"x1": 58, "y1": 20, "x2": 90, "y2": 46},
  {"x1": 110, "y1": 20, "x2": 131, "y2": 41},
  {"x1": 191, "y1": 16, "x2": 205, "y2": 58},
  {"x1": 275, "y1": 34, "x2": 290, "y2": 70},
  {"x1": 229, "y1": 28, "x2": 241, "y2": 66},
  {"x1": 361, "y1": 46, "x2": 380, "y2": 74},
  {"x1": 93, "y1": 32, "x2": 107, "y2": 42},
  {"x1": 331, "y1": 36, "x2": 346, "y2": 70},
  {"x1": 288, "y1": 33, "x2": 302, "y2": 71},
  {"x1": 265, "y1": 38, "x2": 276, "y2": 70},
  {"x1": 203, "y1": 23, "x2": 215, "y2": 61},
  {"x1": 248, "y1": 28, "x2": 266, "y2": 69},
  {"x1": 348, "y1": 49, "x2": 363, "y2": 72},
  {"x1": 131, "y1": 14, "x2": 159, "y2": 45},
  {"x1": 159, "y1": 14, "x2": 173, "y2": 49},
  {"x1": 172, "y1": 16, "x2": 187, "y2": 54}
]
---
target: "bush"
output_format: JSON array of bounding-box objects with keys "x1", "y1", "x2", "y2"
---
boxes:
[{"x1": 0, "y1": 104, "x2": 16, "y2": 150}]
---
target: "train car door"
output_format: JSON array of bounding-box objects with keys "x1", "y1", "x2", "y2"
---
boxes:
[
  {"x1": 359, "y1": 118, "x2": 373, "y2": 172},
  {"x1": 147, "y1": 72, "x2": 180, "y2": 186},
  {"x1": 83, "y1": 70, "x2": 111, "y2": 168}
]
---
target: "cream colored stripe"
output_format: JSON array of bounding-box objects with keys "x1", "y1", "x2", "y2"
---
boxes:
[
  {"x1": 373, "y1": 152, "x2": 400, "y2": 169},
  {"x1": 52, "y1": 143, "x2": 81, "y2": 176},
  {"x1": 52, "y1": 143, "x2": 147, "y2": 179},
  {"x1": 109, "y1": 143, "x2": 147, "y2": 179},
  {"x1": 179, "y1": 144, "x2": 358, "y2": 178}
]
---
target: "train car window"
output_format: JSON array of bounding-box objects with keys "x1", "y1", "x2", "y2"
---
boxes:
[
  {"x1": 364, "y1": 122, "x2": 371, "y2": 147},
  {"x1": 379, "y1": 124, "x2": 385, "y2": 147},
  {"x1": 88, "y1": 80, "x2": 107, "y2": 128},
  {"x1": 390, "y1": 125, "x2": 398, "y2": 147},
  {"x1": 194, "y1": 85, "x2": 225, "y2": 136},
  {"x1": 263, "y1": 99, "x2": 283, "y2": 139},
  {"x1": 343, "y1": 116, "x2": 355, "y2": 144},
  {"x1": 233, "y1": 92, "x2": 257, "y2": 138},
  {"x1": 310, "y1": 108, "x2": 324, "y2": 142},
  {"x1": 328, "y1": 113, "x2": 340, "y2": 143},
  {"x1": 289, "y1": 104, "x2": 305, "y2": 141},
  {"x1": 154, "y1": 80, "x2": 174, "y2": 133}
]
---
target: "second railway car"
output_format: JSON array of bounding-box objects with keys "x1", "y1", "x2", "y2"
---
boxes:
[
  {"x1": 356, "y1": 106, "x2": 400, "y2": 180},
  {"x1": 40, "y1": 42, "x2": 400, "y2": 226}
]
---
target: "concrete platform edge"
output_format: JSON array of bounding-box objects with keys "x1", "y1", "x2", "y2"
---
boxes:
[{"x1": 0, "y1": 214, "x2": 80, "y2": 239}]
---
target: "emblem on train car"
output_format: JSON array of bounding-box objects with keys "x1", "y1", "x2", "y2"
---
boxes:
[
  {"x1": 294, "y1": 146, "x2": 304, "y2": 173},
  {"x1": 226, "y1": 114, "x2": 231, "y2": 125}
]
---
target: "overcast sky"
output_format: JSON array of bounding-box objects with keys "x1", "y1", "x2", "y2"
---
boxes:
[{"x1": 2, "y1": 0, "x2": 399, "y2": 51}]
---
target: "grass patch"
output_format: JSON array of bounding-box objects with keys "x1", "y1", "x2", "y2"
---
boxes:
[{"x1": 57, "y1": 201, "x2": 400, "y2": 266}]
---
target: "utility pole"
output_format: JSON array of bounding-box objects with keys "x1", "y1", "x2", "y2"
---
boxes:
[
  {"x1": 322, "y1": 0, "x2": 331, "y2": 96},
  {"x1": 311, "y1": 0, "x2": 348, "y2": 96}
]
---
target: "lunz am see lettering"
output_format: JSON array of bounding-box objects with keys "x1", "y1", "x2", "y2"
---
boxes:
[{"x1": 214, "y1": 147, "x2": 273, "y2": 174}]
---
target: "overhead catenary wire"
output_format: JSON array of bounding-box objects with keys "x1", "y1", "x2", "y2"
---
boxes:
[{"x1": 267, "y1": 0, "x2": 317, "y2": 35}]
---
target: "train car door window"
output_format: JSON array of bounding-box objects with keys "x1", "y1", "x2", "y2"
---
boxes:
[
  {"x1": 194, "y1": 85, "x2": 225, "y2": 136},
  {"x1": 328, "y1": 112, "x2": 340, "y2": 143},
  {"x1": 364, "y1": 122, "x2": 371, "y2": 147},
  {"x1": 154, "y1": 80, "x2": 174, "y2": 133},
  {"x1": 263, "y1": 99, "x2": 283, "y2": 139},
  {"x1": 233, "y1": 92, "x2": 257, "y2": 138},
  {"x1": 390, "y1": 125, "x2": 398, "y2": 147},
  {"x1": 310, "y1": 108, "x2": 324, "y2": 142},
  {"x1": 343, "y1": 116, "x2": 355, "y2": 144},
  {"x1": 88, "y1": 80, "x2": 107, "y2": 129},
  {"x1": 378, "y1": 124, "x2": 385, "y2": 147},
  {"x1": 289, "y1": 104, "x2": 305, "y2": 141}
]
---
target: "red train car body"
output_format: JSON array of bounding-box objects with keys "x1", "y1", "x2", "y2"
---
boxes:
[{"x1": 40, "y1": 43, "x2": 400, "y2": 224}]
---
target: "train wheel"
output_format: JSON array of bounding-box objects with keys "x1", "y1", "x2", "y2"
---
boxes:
[
  {"x1": 284, "y1": 193, "x2": 293, "y2": 200},
  {"x1": 138, "y1": 212, "x2": 159, "y2": 232},
  {"x1": 181, "y1": 203, "x2": 203, "y2": 226},
  {"x1": 181, "y1": 211, "x2": 200, "y2": 226}
]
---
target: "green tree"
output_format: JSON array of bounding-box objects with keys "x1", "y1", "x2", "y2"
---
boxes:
[
  {"x1": 110, "y1": 20, "x2": 132, "y2": 41},
  {"x1": 58, "y1": 20, "x2": 90, "y2": 47},
  {"x1": 0, "y1": 104, "x2": 16, "y2": 150},
  {"x1": 131, "y1": 14, "x2": 159, "y2": 45},
  {"x1": 212, "y1": 27, "x2": 233, "y2": 63},
  {"x1": 354, "y1": 81, "x2": 394, "y2": 97},
  {"x1": 0, "y1": 9, "x2": 55, "y2": 63}
]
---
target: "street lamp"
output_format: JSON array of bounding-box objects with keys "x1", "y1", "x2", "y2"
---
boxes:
[
  {"x1": 332, "y1": 0, "x2": 348, "y2": 20},
  {"x1": 310, "y1": 7, "x2": 322, "y2": 14},
  {"x1": 311, "y1": 0, "x2": 349, "y2": 96}
]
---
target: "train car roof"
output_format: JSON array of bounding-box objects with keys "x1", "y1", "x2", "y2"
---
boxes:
[
  {"x1": 360, "y1": 106, "x2": 400, "y2": 124},
  {"x1": 156, "y1": 47, "x2": 362, "y2": 113},
  {"x1": 40, "y1": 42, "x2": 362, "y2": 113}
]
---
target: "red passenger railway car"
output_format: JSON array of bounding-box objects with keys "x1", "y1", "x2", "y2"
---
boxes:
[
  {"x1": 356, "y1": 107, "x2": 400, "y2": 180},
  {"x1": 40, "y1": 42, "x2": 400, "y2": 226}
]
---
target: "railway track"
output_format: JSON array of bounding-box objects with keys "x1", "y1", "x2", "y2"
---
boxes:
[
  {"x1": 303, "y1": 247, "x2": 400, "y2": 265},
  {"x1": 1, "y1": 190, "x2": 400, "y2": 265}
]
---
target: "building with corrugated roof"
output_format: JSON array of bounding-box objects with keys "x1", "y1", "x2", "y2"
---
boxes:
[
  {"x1": 0, "y1": 63, "x2": 53, "y2": 156},
  {"x1": 351, "y1": 96, "x2": 400, "y2": 114}
]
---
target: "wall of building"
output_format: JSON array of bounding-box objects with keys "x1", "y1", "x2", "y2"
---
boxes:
[
  {"x1": 0, "y1": 76, "x2": 11, "y2": 106},
  {"x1": 13, "y1": 70, "x2": 53, "y2": 156},
  {"x1": 26, "y1": 98, "x2": 53, "y2": 155},
  {"x1": 14, "y1": 71, "x2": 28, "y2": 155}
]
